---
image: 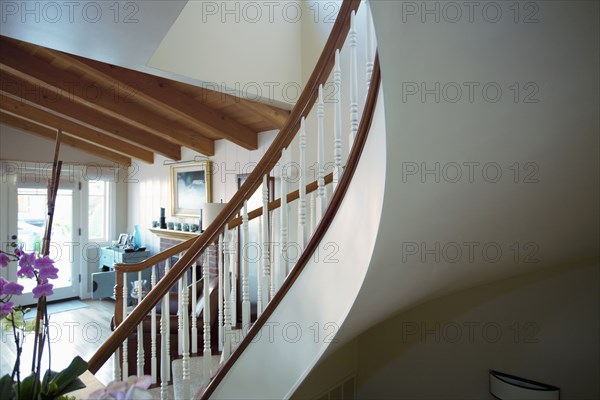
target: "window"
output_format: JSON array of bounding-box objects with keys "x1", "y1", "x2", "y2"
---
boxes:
[{"x1": 88, "y1": 180, "x2": 110, "y2": 242}]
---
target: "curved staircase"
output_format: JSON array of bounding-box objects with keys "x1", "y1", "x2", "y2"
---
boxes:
[{"x1": 87, "y1": 1, "x2": 384, "y2": 398}]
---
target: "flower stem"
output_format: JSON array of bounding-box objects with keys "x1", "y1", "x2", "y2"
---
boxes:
[{"x1": 10, "y1": 312, "x2": 21, "y2": 399}]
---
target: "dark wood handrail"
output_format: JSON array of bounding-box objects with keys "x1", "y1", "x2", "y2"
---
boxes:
[
  {"x1": 113, "y1": 239, "x2": 194, "y2": 273},
  {"x1": 87, "y1": 0, "x2": 361, "y2": 374},
  {"x1": 112, "y1": 171, "x2": 335, "y2": 274},
  {"x1": 200, "y1": 53, "x2": 381, "y2": 400}
]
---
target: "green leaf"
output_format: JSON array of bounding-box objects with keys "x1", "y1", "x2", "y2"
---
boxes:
[
  {"x1": 0, "y1": 374, "x2": 16, "y2": 400},
  {"x1": 41, "y1": 370, "x2": 59, "y2": 392},
  {"x1": 19, "y1": 373, "x2": 40, "y2": 400},
  {"x1": 44, "y1": 356, "x2": 88, "y2": 397}
]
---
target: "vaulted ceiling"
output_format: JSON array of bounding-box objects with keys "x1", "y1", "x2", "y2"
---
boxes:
[{"x1": 0, "y1": 35, "x2": 291, "y2": 165}]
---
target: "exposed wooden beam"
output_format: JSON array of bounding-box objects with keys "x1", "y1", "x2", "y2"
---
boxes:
[
  {"x1": 0, "y1": 71, "x2": 181, "y2": 160},
  {"x1": 0, "y1": 42, "x2": 214, "y2": 156},
  {"x1": 39, "y1": 49, "x2": 258, "y2": 150},
  {"x1": 0, "y1": 94, "x2": 154, "y2": 163},
  {"x1": 241, "y1": 101, "x2": 290, "y2": 129},
  {"x1": 1, "y1": 111, "x2": 132, "y2": 166}
]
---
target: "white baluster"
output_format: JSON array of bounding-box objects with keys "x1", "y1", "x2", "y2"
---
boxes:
[
  {"x1": 242, "y1": 201, "x2": 251, "y2": 328},
  {"x1": 317, "y1": 85, "x2": 327, "y2": 219},
  {"x1": 150, "y1": 266, "x2": 157, "y2": 383},
  {"x1": 202, "y1": 250, "x2": 212, "y2": 386},
  {"x1": 178, "y1": 275, "x2": 183, "y2": 356},
  {"x1": 298, "y1": 118, "x2": 307, "y2": 250},
  {"x1": 113, "y1": 280, "x2": 121, "y2": 382},
  {"x1": 122, "y1": 274, "x2": 128, "y2": 376},
  {"x1": 350, "y1": 10, "x2": 359, "y2": 146},
  {"x1": 231, "y1": 228, "x2": 237, "y2": 328},
  {"x1": 218, "y1": 233, "x2": 224, "y2": 351},
  {"x1": 366, "y1": 0, "x2": 375, "y2": 94},
  {"x1": 262, "y1": 175, "x2": 273, "y2": 303},
  {"x1": 310, "y1": 191, "x2": 317, "y2": 235},
  {"x1": 334, "y1": 50, "x2": 343, "y2": 190},
  {"x1": 280, "y1": 148, "x2": 289, "y2": 279},
  {"x1": 160, "y1": 259, "x2": 170, "y2": 398},
  {"x1": 113, "y1": 348, "x2": 121, "y2": 382},
  {"x1": 270, "y1": 209, "x2": 279, "y2": 295},
  {"x1": 136, "y1": 274, "x2": 144, "y2": 376},
  {"x1": 257, "y1": 216, "x2": 264, "y2": 316},
  {"x1": 191, "y1": 260, "x2": 198, "y2": 354},
  {"x1": 164, "y1": 258, "x2": 171, "y2": 382},
  {"x1": 221, "y1": 225, "x2": 232, "y2": 362},
  {"x1": 181, "y1": 269, "x2": 190, "y2": 399}
]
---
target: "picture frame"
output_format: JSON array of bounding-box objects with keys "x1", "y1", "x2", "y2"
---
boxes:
[
  {"x1": 117, "y1": 233, "x2": 129, "y2": 247},
  {"x1": 170, "y1": 161, "x2": 212, "y2": 217}
]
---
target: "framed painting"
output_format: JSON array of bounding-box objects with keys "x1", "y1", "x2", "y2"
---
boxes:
[{"x1": 170, "y1": 161, "x2": 212, "y2": 217}]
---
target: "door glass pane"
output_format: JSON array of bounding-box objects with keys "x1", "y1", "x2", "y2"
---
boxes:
[
  {"x1": 17, "y1": 187, "x2": 73, "y2": 292},
  {"x1": 89, "y1": 180, "x2": 109, "y2": 241}
]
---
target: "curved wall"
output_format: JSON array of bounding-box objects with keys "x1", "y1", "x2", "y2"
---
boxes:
[
  {"x1": 210, "y1": 90, "x2": 387, "y2": 399},
  {"x1": 337, "y1": 0, "x2": 600, "y2": 343}
]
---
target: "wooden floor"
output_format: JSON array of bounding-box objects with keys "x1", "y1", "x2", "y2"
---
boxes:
[{"x1": 0, "y1": 299, "x2": 116, "y2": 386}]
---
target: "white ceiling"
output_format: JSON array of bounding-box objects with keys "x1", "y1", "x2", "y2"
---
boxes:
[{"x1": 0, "y1": 0, "x2": 217, "y2": 85}]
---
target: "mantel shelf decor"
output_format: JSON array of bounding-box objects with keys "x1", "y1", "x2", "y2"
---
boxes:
[{"x1": 148, "y1": 227, "x2": 200, "y2": 241}]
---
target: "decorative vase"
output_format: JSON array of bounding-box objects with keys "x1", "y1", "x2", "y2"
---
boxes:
[{"x1": 133, "y1": 225, "x2": 142, "y2": 249}]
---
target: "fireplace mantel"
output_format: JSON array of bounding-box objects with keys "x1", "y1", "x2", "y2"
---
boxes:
[{"x1": 148, "y1": 227, "x2": 200, "y2": 241}]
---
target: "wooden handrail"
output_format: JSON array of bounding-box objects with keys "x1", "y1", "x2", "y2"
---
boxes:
[
  {"x1": 221, "y1": 171, "x2": 335, "y2": 230},
  {"x1": 113, "y1": 239, "x2": 194, "y2": 273},
  {"x1": 200, "y1": 53, "x2": 381, "y2": 400},
  {"x1": 87, "y1": 0, "x2": 361, "y2": 374},
  {"x1": 112, "y1": 172, "x2": 334, "y2": 274}
]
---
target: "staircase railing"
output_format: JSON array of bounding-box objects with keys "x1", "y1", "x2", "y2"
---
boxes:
[
  {"x1": 88, "y1": 0, "x2": 379, "y2": 398},
  {"x1": 201, "y1": 54, "x2": 381, "y2": 400}
]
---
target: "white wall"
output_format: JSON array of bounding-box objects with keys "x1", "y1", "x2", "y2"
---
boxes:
[
  {"x1": 126, "y1": 131, "x2": 277, "y2": 254},
  {"x1": 294, "y1": 263, "x2": 599, "y2": 399},
  {"x1": 1, "y1": 124, "x2": 113, "y2": 165},
  {"x1": 334, "y1": 0, "x2": 600, "y2": 346},
  {"x1": 148, "y1": 0, "x2": 302, "y2": 105}
]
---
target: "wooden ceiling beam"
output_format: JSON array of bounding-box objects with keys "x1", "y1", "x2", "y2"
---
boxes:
[
  {"x1": 0, "y1": 43, "x2": 214, "y2": 156},
  {"x1": 242, "y1": 101, "x2": 290, "y2": 129},
  {"x1": 1, "y1": 111, "x2": 132, "y2": 166},
  {"x1": 0, "y1": 71, "x2": 181, "y2": 160},
  {"x1": 0, "y1": 94, "x2": 153, "y2": 163},
  {"x1": 41, "y1": 50, "x2": 259, "y2": 150}
]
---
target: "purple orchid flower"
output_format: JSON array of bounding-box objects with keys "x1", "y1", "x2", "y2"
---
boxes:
[
  {"x1": 35, "y1": 256, "x2": 58, "y2": 280},
  {"x1": 0, "y1": 301, "x2": 15, "y2": 318},
  {"x1": 0, "y1": 252, "x2": 10, "y2": 268},
  {"x1": 34, "y1": 256, "x2": 54, "y2": 269},
  {"x1": 14, "y1": 247, "x2": 24, "y2": 257},
  {"x1": 38, "y1": 265, "x2": 59, "y2": 281},
  {"x1": 2, "y1": 280, "x2": 24, "y2": 296},
  {"x1": 17, "y1": 252, "x2": 36, "y2": 279},
  {"x1": 89, "y1": 375, "x2": 152, "y2": 400},
  {"x1": 32, "y1": 283, "x2": 54, "y2": 299}
]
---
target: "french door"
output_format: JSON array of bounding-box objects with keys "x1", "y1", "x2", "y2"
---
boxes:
[{"x1": 4, "y1": 177, "x2": 80, "y2": 305}]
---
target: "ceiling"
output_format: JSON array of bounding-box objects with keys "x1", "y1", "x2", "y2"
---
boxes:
[{"x1": 0, "y1": 35, "x2": 290, "y2": 165}]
